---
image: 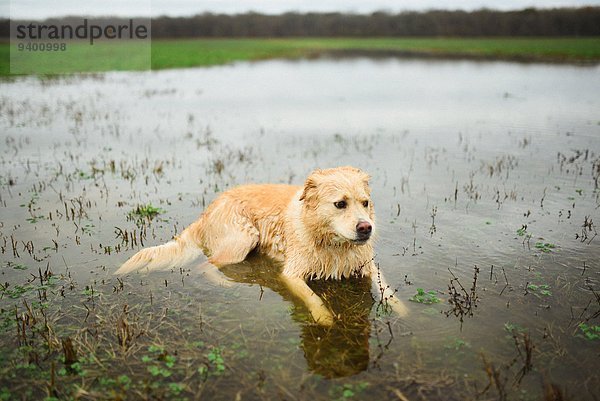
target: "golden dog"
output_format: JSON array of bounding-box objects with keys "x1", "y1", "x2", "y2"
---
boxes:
[{"x1": 116, "y1": 166, "x2": 408, "y2": 325}]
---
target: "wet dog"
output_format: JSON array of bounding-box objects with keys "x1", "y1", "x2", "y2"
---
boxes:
[{"x1": 116, "y1": 166, "x2": 408, "y2": 325}]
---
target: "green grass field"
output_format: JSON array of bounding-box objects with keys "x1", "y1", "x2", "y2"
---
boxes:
[{"x1": 1, "y1": 37, "x2": 599, "y2": 75}]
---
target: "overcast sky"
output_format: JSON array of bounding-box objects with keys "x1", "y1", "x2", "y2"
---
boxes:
[{"x1": 3, "y1": 0, "x2": 600, "y2": 19}]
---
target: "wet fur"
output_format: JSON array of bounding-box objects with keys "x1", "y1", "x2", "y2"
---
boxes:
[{"x1": 116, "y1": 166, "x2": 407, "y2": 324}]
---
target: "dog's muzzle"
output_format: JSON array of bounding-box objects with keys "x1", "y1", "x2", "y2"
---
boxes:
[{"x1": 355, "y1": 220, "x2": 372, "y2": 242}]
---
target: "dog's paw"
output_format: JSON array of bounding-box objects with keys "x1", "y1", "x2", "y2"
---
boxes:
[
  {"x1": 203, "y1": 271, "x2": 234, "y2": 288},
  {"x1": 311, "y1": 307, "x2": 335, "y2": 326},
  {"x1": 193, "y1": 261, "x2": 234, "y2": 287}
]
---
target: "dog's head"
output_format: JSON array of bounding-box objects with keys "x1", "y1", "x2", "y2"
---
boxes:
[{"x1": 300, "y1": 166, "x2": 375, "y2": 245}]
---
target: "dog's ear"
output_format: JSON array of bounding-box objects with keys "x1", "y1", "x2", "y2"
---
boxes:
[
  {"x1": 299, "y1": 178, "x2": 316, "y2": 202},
  {"x1": 299, "y1": 170, "x2": 322, "y2": 202}
]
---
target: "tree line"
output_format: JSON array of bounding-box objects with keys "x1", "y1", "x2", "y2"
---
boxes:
[{"x1": 2, "y1": 7, "x2": 599, "y2": 38}]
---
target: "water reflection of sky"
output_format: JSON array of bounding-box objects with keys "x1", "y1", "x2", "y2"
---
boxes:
[{"x1": 3, "y1": 58, "x2": 599, "y2": 146}]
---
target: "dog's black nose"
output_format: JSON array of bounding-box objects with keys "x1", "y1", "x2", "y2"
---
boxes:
[{"x1": 356, "y1": 221, "x2": 372, "y2": 238}]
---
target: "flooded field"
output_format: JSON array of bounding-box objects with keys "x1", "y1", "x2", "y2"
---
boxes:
[{"x1": 1, "y1": 58, "x2": 599, "y2": 400}]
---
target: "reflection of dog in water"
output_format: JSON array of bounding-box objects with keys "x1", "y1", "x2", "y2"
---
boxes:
[
  {"x1": 296, "y1": 278, "x2": 374, "y2": 378},
  {"x1": 116, "y1": 166, "x2": 407, "y2": 325},
  {"x1": 219, "y1": 255, "x2": 374, "y2": 378}
]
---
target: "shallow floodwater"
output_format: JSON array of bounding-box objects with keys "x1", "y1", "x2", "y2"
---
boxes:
[{"x1": 1, "y1": 58, "x2": 599, "y2": 400}]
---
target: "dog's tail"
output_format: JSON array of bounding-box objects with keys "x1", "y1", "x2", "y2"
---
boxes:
[{"x1": 115, "y1": 222, "x2": 204, "y2": 275}]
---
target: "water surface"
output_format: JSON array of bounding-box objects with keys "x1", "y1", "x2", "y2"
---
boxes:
[{"x1": 1, "y1": 58, "x2": 599, "y2": 400}]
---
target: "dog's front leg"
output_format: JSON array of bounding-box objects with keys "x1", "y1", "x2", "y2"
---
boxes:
[
  {"x1": 371, "y1": 266, "x2": 409, "y2": 318},
  {"x1": 280, "y1": 275, "x2": 335, "y2": 326}
]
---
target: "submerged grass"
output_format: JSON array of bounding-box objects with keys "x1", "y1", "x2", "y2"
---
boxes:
[
  {"x1": 127, "y1": 204, "x2": 167, "y2": 228},
  {"x1": 1, "y1": 37, "x2": 600, "y2": 75},
  {"x1": 128, "y1": 204, "x2": 166, "y2": 220},
  {"x1": 578, "y1": 323, "x2": 600, "y2": 341},
  {"x1": 409, "y1": 288, "x2": 441, "y2": 304},
  {"x1": 0, "y1": 272, "x2": 229, "y2": 400},
  {"x1": 0, "y1": 264, "x2": 482, "y2": 400}
]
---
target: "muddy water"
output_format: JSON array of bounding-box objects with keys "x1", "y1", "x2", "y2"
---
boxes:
[{"x1": 1, "y1": 59, "x2": 599, "y2": 400}]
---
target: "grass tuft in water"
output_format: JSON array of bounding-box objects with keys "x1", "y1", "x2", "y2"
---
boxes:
[
  {"x1": 409, "y1": 288, "x2": 441, "y2": 304},
  {"x1": 578, "y1": 323, "x2": 600, "y2": 341},
  {"x1": 128, "y1": 204, "x2": 166, "y2": 220},
  {"x1": 127, "y1": 204, "x2": 167, "y2": 228},
  {"x1": 534, "y1": 242, "x2": 556, "y2": 253},
  {"x1": 527, "y1": 283, "x2": 552, "y2": 296}
]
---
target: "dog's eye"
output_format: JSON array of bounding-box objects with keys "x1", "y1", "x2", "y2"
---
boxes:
[
  {"x1": 334, "y1": 200, "x2": 347, "y2": 209},
  {"x1": 362, "y1": 200, "x2": 369, "y2": 208}
]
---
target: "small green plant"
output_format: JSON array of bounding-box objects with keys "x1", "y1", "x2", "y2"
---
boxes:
[
  {"x1": 164, "y1": 354, "x2": 177, "y2": 368},
  {"x1": 0, "y1": 387, "x2": 11, "y2": 401},
  {"x1": 142, "y1": 345, "x2": 174, "y2": 377},
  {"x1": 168, "y1": 383, "x2": 184, "y2": 395},
  {"x1": 4, "y1": 262, "x2": 28, "y2": 270},
  {"x1": 127, "y1": 204, "x2": 166, "y2": 227},
  {"x1": 578, "y1": 323, "x2": 600, "y2": 340},
  {"x1": 534, "y1": 242, "x2": 555, "y2": 252},
  {"x1": 81, "y1": 223, "x2": 95, "y2": 234},
  {"x1": 81, "y1": 286, "x2": 95, "y2": 296},
  {"x1": 2, "y1": 276, "x2": 58, "y2": 300},
  {"x1": 198, "y1": 365, "x2": 208, "y2": 378},
  {"x1": 98, "y1": 377, "x2": 116, "y2": 387},
  {"x1": 409, "y1": 288, "x2": 440, "y2": 304},
  {"x1": 1, "y1": 284, "x2": 33, "y2": 299},
  {"x1": 516, "y1": 226, "x2": 527, "y2": 236},
  {"x1": 230, "y1": 342, "x2": 249, "y2": 359},
  {"x1": 75, "y1": 169, "x2": 94, "y2": 180},
  {"x1": 527, "y1": 283, "x2": 552, "y2": 296},
  {"x1": 128, "y1": 204, "x2": 165, "y2": 220},
  {"x1": 58, "y1": 362, "x2": 86, "y2": 377},
  {"x1": 147, "y1": 365, "x2": 172, "y2": 377},
  {"x1": 117, "y1": 375, "x2": 132, "y2": 389},
  {"x1": 329, "y1": 382, "x2": 369, "y2": 400},
  {"x1": 196, "y1": 345, "x2": 227, "y2": 378},
  {"x1": 207, "y1": 347, "x2": 226, "y2": 374}
]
